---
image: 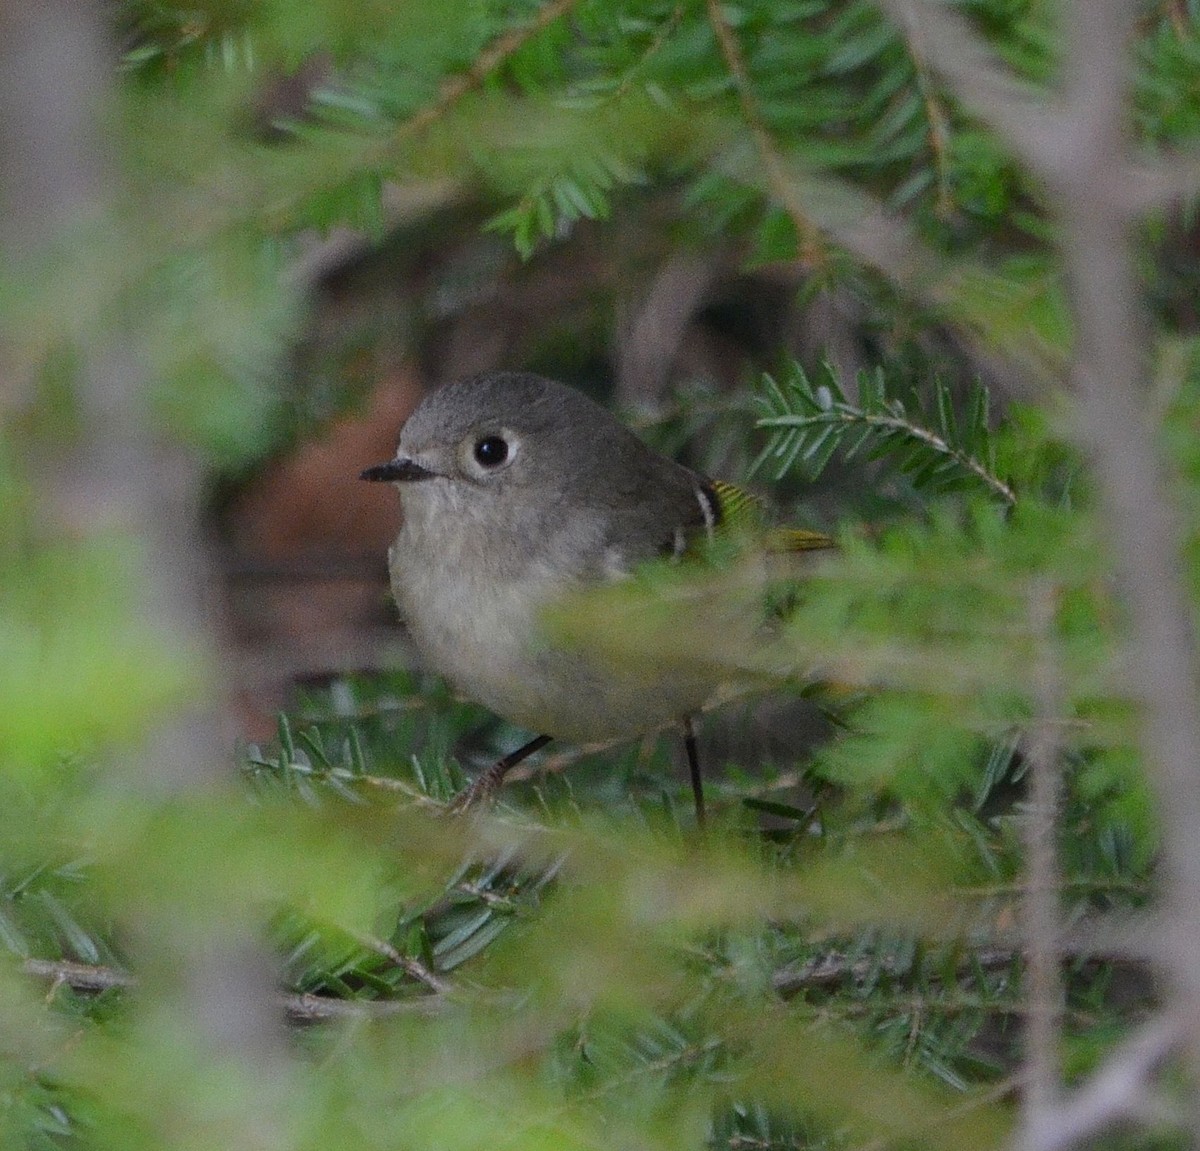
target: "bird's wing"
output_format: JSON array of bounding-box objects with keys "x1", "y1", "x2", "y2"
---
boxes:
[{"x1": 699, "y1": 478, "x2": 835, "y2": 555}]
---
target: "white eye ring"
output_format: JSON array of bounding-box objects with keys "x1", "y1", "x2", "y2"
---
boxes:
[{"x1": 461, "y1": 428, "x2": 519, "y2": 478}]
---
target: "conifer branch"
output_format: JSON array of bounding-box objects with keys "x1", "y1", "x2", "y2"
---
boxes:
[
  {"x1": 704, "y1": 0, "x2": 826, "y2": 266},
  {"x1": 891, "y1": 6, "x2": 953, "y2": 215},
  {"x1": 394, "y1": 0, "x2": 583, "y2": 142},
  {"x1": 24, "y1": 958, "x2": 446, "y2": 1020},
  {"x1": 756, "y1": 362, "x2": 1017, "y2": 506},
  {"x1": 875, "y1": 0, "x2": 1064, "y2": 180},
  {"x1": 612, "y1": 4, "x2": 685, "y2": 100},
  {"x1": 342, "y1": 927, "x2": 451, "y2": 994}
]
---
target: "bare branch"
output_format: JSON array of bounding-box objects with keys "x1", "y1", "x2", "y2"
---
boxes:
[
  {"x1": 23, "y1": 957, "x2": 135, "y2": 994},
  {"x1": 772, "y1": 947, "x2": 1016, "y2": 998},
  {"x1": 876, "y1": 0, "x2": 1066, "y2": 181},
  {"x1": 1124, "y1": 150, "x2": 1200, "y2": 212},
  {"x1": 0, "y1": 0, "x2": 294, "y2": 1136},
  {"x1": 1017, "y1": 1015, "x2": 1186, "y2": 1151},
  {"x1": 895, "y1": 1, "x2": 1200, "y2": 1134},
  {"x1": 880, "y1": 1, "x2": 1200, "y2": 221},
  {"x1": 23, "y1": 957, "x2": 445, "y2": 1021},
  {"x1": 1018, "y1": 583, "x2": 1066, "y2": 1143},
  {"x1": 1049, "y1": 4, "x2": 1200, "y2": 1139},
  {"x1": 283, "y1": 991, "x2": 446, "y2": 1022}
]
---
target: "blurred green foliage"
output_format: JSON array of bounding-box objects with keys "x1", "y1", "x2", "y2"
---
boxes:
[{"x1": 2, "y1": 1, "x2": 1198, "y2": 1148}]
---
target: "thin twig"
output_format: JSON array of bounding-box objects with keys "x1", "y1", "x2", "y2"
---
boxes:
[
  {"x1": 892, "y1": 5, "x2": 953, "y2": 217},
  {"x1": 895, "y1": 0, "x2": 1200, "y2": 1139},
  {"x1": 1051, "y1": 2, "x2": 1200, "y2": 1139},
  {"x1": 1, "y1": 0, "x2": 293, "y2": 1125},
  {"x1": 23, "y1": 957, "x2": 135, "y2": 993},
  {"x1": 876, "y1": 0, "x2": 1065, "y2": 182},
  {"x1": 882, "y1": 0, "x2": 1200, "y2": 223},
  {"x1": 1019, "y1": 582, "x2": 1066, "y2": 1143},
  {"x1": 287, "y1": 0, "x2": 586, "y2": 284},
  {"x1": 612, "y1": 4, "x2": 684, "y2": 100},
  {"x1": 340, "y1": 927, "x2": 452, "y2": 994},
  {"x1": 1125, "y1": 149, "x2": 1200, "y2": 212},
  {"x1": 1018, "y1": 1014, "x2": 1187, "y2": 1151},
  {"x1": 243, "y1": 754, "x2": 424, "y2": 795},
  {"x1": 22, "y1": 956, "x2": 447, "y2": 1020},
  {"x1": 283, "y1": 991, "x2": 446, "y2": 1021},
  {"x1": 704, "y1": 0, "x2": 825, "y2": 266},
  {"x1": 772, "y1": 946, "x2": 1016, "y2": 997},
  {"x1": 759, "y1": 408, "x2": 1018, "y2": 506},
  {"x1": 394, "y1": 0, "x2": 582, "y2": 141}
]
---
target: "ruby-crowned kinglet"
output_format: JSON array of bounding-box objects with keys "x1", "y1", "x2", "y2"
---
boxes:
[{"x1": 361, "y1": 370, "x2": 829, "y2": 823}]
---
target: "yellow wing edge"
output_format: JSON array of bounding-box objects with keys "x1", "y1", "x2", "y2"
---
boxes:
[{"x1": 708, "y1": 479, "x2": 835, "y2": 553}]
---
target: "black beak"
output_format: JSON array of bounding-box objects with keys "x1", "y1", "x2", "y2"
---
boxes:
[{"x1": 360, "y1": 458, "x2": 436, "y2": 483}]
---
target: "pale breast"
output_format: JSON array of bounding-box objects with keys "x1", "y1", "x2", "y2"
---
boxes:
[{"x1": 389, "y1": 528, "x2": 718, "y2": 740}]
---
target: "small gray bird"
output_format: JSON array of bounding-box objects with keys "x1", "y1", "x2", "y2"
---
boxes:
[{"x1": 362, "y1": 370, "x2": 829, "y2": 822}]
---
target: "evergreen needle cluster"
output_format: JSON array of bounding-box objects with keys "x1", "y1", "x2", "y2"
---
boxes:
[{"x1": 0, "y1": 2, "x2": 1195, "y2": 1149}]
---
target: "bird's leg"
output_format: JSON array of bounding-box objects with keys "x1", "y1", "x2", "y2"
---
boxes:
[
  {"x1": 450, "y1": 733, "x2": 553, "y2": 813},
  {"x1": 682, "y1": 715, "x2": 705, "y2": 829}
]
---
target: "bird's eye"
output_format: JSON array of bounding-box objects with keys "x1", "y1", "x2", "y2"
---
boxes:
[{"x1": 473, "y1": 435, "x2": 509, "y2": 468}]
